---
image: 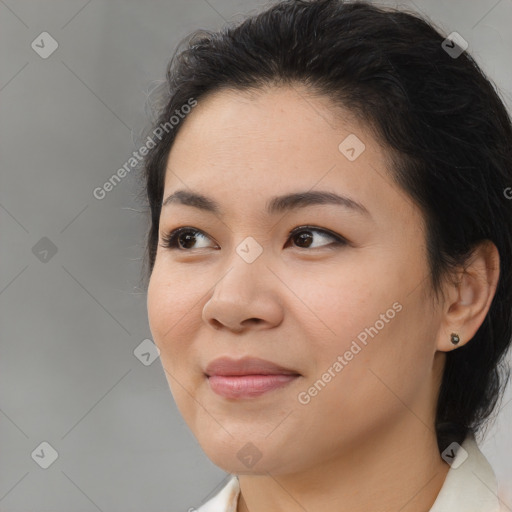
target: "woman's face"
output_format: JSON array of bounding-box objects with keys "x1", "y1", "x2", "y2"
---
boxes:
[{"x1": 147, "y1": 85, "x2": 446, "y2": 475}]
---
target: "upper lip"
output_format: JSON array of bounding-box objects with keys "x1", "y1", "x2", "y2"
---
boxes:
[{"x1": 205, "y1": 356, "x2": 300, "y2": 377}]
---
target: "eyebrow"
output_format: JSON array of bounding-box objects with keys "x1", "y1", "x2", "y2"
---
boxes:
[{"x1": 161, "y1": 189, "x2": 371, "y2": 218}]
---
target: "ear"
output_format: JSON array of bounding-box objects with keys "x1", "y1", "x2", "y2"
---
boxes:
[{"x1": 436, "y1": 240, "x2": 500, "y2": 352}]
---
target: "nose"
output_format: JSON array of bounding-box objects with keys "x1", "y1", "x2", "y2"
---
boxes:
[{"x1": 201, "y1": 256, "x2": 284, "y2": 333}]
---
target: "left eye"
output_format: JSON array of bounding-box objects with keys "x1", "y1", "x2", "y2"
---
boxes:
[
  {"x1": 285, "y1": 226, "x2": 347, "y2": 249},
  {"x1": 160, "y1": 226, "x2": 347, "y2": 251}
]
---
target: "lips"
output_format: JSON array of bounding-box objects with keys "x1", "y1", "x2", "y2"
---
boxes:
[
  {"x1": 205, "y1": 356, "x2": 300, "y2": 377},
  {"x1": 204, "y1": 356, "x2": 301, "y2": 399}
]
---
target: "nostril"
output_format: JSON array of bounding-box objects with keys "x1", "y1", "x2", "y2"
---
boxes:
[{"x1": 211, "y1": 319, "x2": 223, "y2": 330}]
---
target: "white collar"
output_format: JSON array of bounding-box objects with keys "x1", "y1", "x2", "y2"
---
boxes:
[
  {"x1": 430, "y1": 431, "x2": 500, "y2": 512},
  {"x1": 196, "y1": 432, "x2": 500, "y2": 512}
]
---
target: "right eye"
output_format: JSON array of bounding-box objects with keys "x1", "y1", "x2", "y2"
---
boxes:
[{"x1": 160, "y1": 227, "x2": 217, "y2": 250}]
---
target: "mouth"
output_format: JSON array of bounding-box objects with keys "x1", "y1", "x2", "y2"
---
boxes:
[
  {"x1": 204, "y1": 356, "x2": 301, "y2": 399},
  {"x1": 207, "y1": 374, "x2": 300, "y2": 398}
]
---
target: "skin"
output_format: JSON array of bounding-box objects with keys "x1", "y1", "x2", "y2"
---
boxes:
[{"x1": 146, "y1": 85, "x2": 500, "y2": 512}]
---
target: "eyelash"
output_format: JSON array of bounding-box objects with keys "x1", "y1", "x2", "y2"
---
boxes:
[{"x1": 159, "y1": 225, "x2": 348, "y2": 251}]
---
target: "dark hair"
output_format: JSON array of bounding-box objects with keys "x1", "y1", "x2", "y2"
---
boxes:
[{"x1": 138, "y1": 0, "x2": 512, "y2": 453}]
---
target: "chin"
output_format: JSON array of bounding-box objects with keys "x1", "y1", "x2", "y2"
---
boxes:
[{"x1": 195, "y1": 431, "x2": 295, "y2": 476}]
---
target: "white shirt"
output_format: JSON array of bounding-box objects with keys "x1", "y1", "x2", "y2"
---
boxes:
[{"x1": 195, "y1": 432, "x2": 502, "y2": 511}]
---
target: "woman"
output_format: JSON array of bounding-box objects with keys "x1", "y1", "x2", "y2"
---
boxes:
[{"x1": 140, "y1": 0, "x2": 512, "y2": 510}]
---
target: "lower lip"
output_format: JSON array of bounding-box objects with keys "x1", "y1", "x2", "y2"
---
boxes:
[{"x1": 207, "y1": 374, "x2": 299, "y2": 399}]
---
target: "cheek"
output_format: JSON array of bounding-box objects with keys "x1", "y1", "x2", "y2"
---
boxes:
[
  {"x1": 147, "y1": 267, "x2": 204, "y2": 412},
  {"x1": 294, "y1": 317, "x2": 422, "y2": 450},
  {"x1": 289, "y1": 269, "x2": 380, "y2": 352},
  {"x1": 292, "y1": 266, "x2": 428, "y2": 407},
  {"x1": 320, "y1": 301, "x2": 432, "y2": 417},
  {"x1": 147, "y1": 268, "x2": 169, "y2": 343},
  {"x1": 147, "y1": 265, "x2": 198, "y2": 357}
]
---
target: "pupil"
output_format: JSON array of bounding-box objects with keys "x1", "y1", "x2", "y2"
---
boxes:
[
  {"x1": 181, "y1": 232, "x2": 196, "y2": 249},
  {"x1": 297, "y1": 232, "x2": 312, "y2": 247}
]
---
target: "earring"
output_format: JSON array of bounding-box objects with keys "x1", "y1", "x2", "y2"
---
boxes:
[{"x1": 450, "y1": 332, "x2": 460, "y2": 345}]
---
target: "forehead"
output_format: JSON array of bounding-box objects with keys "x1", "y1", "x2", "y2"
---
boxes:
[
  {"x1": 167, "y1": 86, "x2": 368, "y2": 181},
  {"x1": 163, "y1": 85, "x2": 418, "y2": 227},
  {"x1": 168, "y1": 85, "x2": 354, "y2": 154}
]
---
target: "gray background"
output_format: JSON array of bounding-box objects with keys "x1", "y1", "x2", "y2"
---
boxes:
[{"x1": 1, "y1": 0, "x2": 511, "y2": 510}]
